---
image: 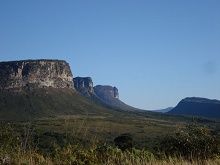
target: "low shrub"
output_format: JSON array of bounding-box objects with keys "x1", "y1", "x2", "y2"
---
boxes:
[
  {"x1": 1, "y1": 122, "x2": 220, "y2": 164},
  {"x1": 114, "y1": 134, "x2": 133, "y2": 151},
  {"x1": 160, "y1": 120, "x2": 220, "y2": 160}
]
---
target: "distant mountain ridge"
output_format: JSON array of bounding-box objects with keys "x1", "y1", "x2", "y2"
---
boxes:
[
  {"x1": 94, "y1": 85, "x2": 139, "y2": 111},
  {"x1": 73, "y1": 77, "x2": 94, "y2": 97},
  {"x1": 94, "y1": 85, "x2": 119, "y2": 103},
  {"x1": 73, "y1": 77, "x2": 119, "y2": 110},
  {"x1": 0, "y1": 59, "x2": 145, "y2": 121},
  {"x1": 3, "y1": 59, "x2": 219, "y2": 120},
  {"x1": 74, "y1": 77, "x2": 141, "y2": 111},
  {"x1": 168, "y1": 97, "x2": 220, "y2": 118},
  {"x1": 151, "y1": 107, "x2": 173, "y2": 113}
]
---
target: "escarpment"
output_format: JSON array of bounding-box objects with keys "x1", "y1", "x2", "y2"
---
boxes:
[
  {"x1": 0, "y1": 59, "x2": 143, "y2": 120},
  {"x1": 94, "y1": 85, "x2": 119, "y2": 101},
  {"x1": 94, "y1": 85, "x2": 139, "y2": 111},
  {"x1": 74, "y1": 77, "x2": 94, "y2": 97},
  {"x1": 73, "y1": 77, "x2": 139, "y2": 111},
  {"x1": 0, "y1": 60, "x2": 74, "y2": 90}
]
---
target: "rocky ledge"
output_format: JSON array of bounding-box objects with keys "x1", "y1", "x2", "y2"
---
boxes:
[{"x1": 0, "y1": 59, "x2": 74, "y2": 90}]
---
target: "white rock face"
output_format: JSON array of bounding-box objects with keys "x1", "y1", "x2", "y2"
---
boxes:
[{"x1": 0, "y1": 60, "x2": 74, "y2": 89}]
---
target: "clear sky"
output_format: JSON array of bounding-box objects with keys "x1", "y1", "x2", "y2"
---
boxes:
[{"x1": 0, "y1": 0, "x2": 220, "y2": 110}]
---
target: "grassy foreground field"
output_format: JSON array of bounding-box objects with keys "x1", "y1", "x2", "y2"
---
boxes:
[{"x1": 1, "y1": 110, "x2": 220, "y2": 164}]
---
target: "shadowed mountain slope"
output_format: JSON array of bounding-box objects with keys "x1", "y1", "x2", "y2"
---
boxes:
[
  {"x1": 73, "y1": 77, "x2": 119, "y2": 110},
  {"x1": 167, "y1": 97, "x2": 220, "y2": 118},
  {"x1": 93, "y1": 85, "x2": 141, "y2": 111},
  {"x1": 151, "y1": 107, "x2": 173, "y2": 113},
  {"x1": 73, "y1": 77, "x2": 94, "y2": 97},
  {"x1": 0, "y1": 87, "x2": 114, "y2": 121}
]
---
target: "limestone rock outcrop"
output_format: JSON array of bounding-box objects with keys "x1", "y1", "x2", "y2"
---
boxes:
[
  {"x1": 73, "y1": 77, "x2": 138, "y2": 111},
  {"x1": 0, "y1": 59, "x2": 74, "y2": 90},
  {"x1": 94, "y1": 85, "x2": 119, "y2": 100},
  {"x1": 73, "y1": 77, "x2": 94, "y2": 97},
  {"x1": 94, "y1": 85, "x2": 138, "y2": 111}
]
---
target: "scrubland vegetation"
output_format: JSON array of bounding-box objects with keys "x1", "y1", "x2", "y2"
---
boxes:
[{"x1": 1, "y1": 118, "x2": 220, "y2": 165}]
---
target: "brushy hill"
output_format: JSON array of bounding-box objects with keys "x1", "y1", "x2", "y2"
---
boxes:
[
  {"x1": 168, "y1": 97, "x2": 220, "y2": 118},
  {"x1": 0, "y1": 88, "x2": 112, "y2": 121},
  {"x1": 0, "y1": 60, "x2": 116, "y2": 121}
]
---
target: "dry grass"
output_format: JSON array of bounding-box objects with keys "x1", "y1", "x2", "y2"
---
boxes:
[
  {"x1": 2, "y1": 112, "x2": 220, "y2": 165},
  {"x1": 1, "y1": 147, "x2": 220, "y2": 165}
]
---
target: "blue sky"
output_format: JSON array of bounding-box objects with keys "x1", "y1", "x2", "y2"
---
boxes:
[{"x1": 0, "y1": 0, "x2": 220, "y2": 110}]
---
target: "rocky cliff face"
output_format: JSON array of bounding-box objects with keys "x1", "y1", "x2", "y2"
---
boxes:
[
  {"x1": 73, "y1": 77, "x2": 138, "y2": 111},
  {"x1": 0, "y1": 60, "x2": 74, "y2": 90},
  {"x1": 94, "y1": 85, "x2": 138, "y2": 111},
  {"x1": 94, "y1": 85, "x2": 119, "y2": 100},
  {"x1": 73, "y1": 77, "x2": 94, "y2": 96},
  {"x1": 73, "y1": 77, "x2": 121, "y2": 110},
  {"x1": 168, "y1": 97, "x2": 220, "y2": 118}
]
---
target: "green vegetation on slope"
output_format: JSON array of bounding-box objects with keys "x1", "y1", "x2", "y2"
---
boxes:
[
  {"x1": 0, "y1": 88, "x2": 113, "y2": 120},
  {"x1": 1, "y1": 86, "x2": 220, "y2": 164}
]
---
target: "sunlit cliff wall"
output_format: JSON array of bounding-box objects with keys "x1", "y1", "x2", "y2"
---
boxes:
[{"x1": 0, "y1": 59, "x2": 74, "y2": 90}]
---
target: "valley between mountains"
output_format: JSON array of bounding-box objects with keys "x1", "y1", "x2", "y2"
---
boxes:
[{"x1": 0, "y1": 59, "x2": 220, "y2": 164}]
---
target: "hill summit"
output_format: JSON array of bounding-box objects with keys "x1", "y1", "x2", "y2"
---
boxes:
[{"x1": 168, "y1": 97, "x2": 220, "y2": 118}]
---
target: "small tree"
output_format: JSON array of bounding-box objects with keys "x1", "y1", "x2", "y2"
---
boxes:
[{"x1": 114, "y1": 134, "x2": 133, "y2": 151}]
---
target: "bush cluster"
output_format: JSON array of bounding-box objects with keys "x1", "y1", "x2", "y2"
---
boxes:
[
  {"x1": 0, "y1": 121, "x2": 220, "y2": 164},
  {"x1": 160, "y1": 120, "x2": 220, "y2": 160}
]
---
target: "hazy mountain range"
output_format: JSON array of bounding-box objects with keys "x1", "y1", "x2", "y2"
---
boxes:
[
  {"x1": 151, "y1": 107, "x2": 173, "y2": 113},
  {"x1": 0, "y1": 59, "x2": 219, "y2": 120}
]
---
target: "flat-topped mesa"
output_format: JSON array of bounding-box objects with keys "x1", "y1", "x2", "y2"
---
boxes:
[
  {"x1": 0, "y1": 59, "x2": 74, "y2": 90},
  {"x1": 167, "y1": 97, "x2": 220, "y2": 118},
  {"x1": 94, "y1": 85, "x2": 119, "y2": 100}
]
